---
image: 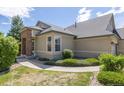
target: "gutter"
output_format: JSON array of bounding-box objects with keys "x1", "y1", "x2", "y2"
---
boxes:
[{"x1": 76, "y1": 34, "x2": 114, "y2": 39}]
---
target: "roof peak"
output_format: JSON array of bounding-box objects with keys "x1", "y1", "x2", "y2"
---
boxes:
[
  {"x1": 78, "y1": 13, "x2": 113, "y2": 24},
  {"x1": 66, "y1": 13, "x2": 113, "y2": 29}
]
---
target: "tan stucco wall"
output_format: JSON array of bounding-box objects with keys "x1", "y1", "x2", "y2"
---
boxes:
[
  {"x1": 34, "y1": 32, "x2": 55, "y2": 59},
  {"x1": 34, "y1": 31, "x2": 119, "y2": 59},
  {"x1": 54, "y1": 33, "x2": 74, "y2": 51},
  {"x1": 61, "y1": 34, "x2": 74, "y2": 51},
  {"x1": 117, "y1": 39, "x2": 124, "y2": 54},
  {"x1": 53, "y1": 32, "x2": 74, "y2": 59},
  {"x1": 111, "y1": 35, "x2": 118, "y2": 44},
  {"x1": 34, "y1": 32, "x2": 74, "y2": 59},
  {"x1": 74, "y1": 36, "x2": 114, "y2": 58}
]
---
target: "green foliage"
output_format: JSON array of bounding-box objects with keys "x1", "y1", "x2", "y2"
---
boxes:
[
  {"x1": 0, "y1": 35, "x2": 19, "y2": 71},
  {"x1": 83, "y1": 58, "x2": 99, "y2": 66},
  {"x1": 62, "y1": 49, "x2": 74, "y2": 59},
  {"x1": 7, "y1": 15, "x2": 24, "y2": 41},
  {"x1": 56, "y1": 59, "x2": 80, "y2": 66},
  {"x1": 97, "y1": 71, "x2": 124, "y2": 86},
  {"x1": 45, "y1": 58, "x2": 100, "y2": 67},
  {"x1": 98, "y1": 54, "x2": 124, "y2": 72}
]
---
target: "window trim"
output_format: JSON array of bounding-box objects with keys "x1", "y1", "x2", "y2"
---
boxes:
[
  {"x1": 54, "y1": 35, "x2": 62, "y2": 52},
  {"x1": 46, "y1": 35, "x2": 52, "y2": 52}
]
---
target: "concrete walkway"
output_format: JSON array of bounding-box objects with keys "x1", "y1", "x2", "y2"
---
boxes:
[
  {"x1": 17, "y1": 58, "x2": 100, "y2": 72},
  {"x1": 90, "y1": 72, "x2": 102, "y2": 86}
]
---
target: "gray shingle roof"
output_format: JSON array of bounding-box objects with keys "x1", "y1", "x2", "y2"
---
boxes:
[
  {"x1": 28, "y1": 26, "x2": 43, "y2": 30},
  {"x1": 21, "y1": 13, "x2": 117, "y2": 38},
  {"x1": 66, "y1": 13, "x2": 114, "y2": 38},
  {"x1": 117, "y1": 28, "x2": 124, "y2": 39},
  {"x1": 39, "y1": 24, "x2": 76, "y2": 36},
  {"x1": 33, "y1": 21, "x2": 75, "y2": 36},
  {"x1": 21, "y1": 26, "x2": 43, "y2": 32}
]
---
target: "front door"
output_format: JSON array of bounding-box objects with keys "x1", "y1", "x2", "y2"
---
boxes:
[{"x1": 22, "y1": 38, "x2": 26, "y2": 55}]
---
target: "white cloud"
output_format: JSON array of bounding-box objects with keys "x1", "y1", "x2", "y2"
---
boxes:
[
  {"x1": 96, "y1": 7, "x2": 124, "y2": 17},
  {"x1": 76, "y1": 8, "x2": 92, "y2": 22},
  {"x1": 0, "y1": 7, "x2": 34, "y2": 18},
  {"x1": 1, "y1": 22, "x2": 10, "y2": 25}
]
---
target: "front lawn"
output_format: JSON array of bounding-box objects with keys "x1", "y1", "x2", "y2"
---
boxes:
[{"x1": 0, "y1": 66, "x2": 93, "y2": 86}]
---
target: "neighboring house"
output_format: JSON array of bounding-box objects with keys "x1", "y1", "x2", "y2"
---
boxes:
[{"x1": 20, "y1": 13, "x2": 124, "y2": 59}]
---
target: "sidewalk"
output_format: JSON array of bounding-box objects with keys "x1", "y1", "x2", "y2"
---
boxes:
[{"x1": 17, "y1": 58, "x2": 100, "y2": 72}]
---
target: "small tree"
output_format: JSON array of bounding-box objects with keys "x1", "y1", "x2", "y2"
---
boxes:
[
  {"x1": 7, "y1": 15, "x2": 24, "y2": 41},
  {"x1": 62, "y1": 49, "x2": 74, "y2": 59},
  {"x1": 0, "y1": 34, "x2": 19, "y2": 71}
]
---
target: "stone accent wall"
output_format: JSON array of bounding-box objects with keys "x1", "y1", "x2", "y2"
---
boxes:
[{"x1": 21, "y1": 29, "x2": 32, "y2": 56}]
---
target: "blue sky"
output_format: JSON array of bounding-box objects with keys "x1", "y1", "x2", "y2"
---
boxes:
[{"x1": 0, "y1": 7, "x2": 124, "y2": 35}]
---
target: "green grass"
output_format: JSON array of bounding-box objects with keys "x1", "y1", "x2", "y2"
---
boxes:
[{"x1": 0, "y1": 66, "x2": 93, "y2": 86}]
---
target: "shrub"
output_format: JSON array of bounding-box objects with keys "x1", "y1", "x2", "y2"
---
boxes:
[
  {"x1": 45, "y1": 59, "x2": 81, "y2": 66},
  {"x1": 0, "y1": 35, "x2": 19, "y2": 71},
  {"x1": 98, "y1": 54, "x2": 124, "y2": 72},
  {"x1": 116, "y1": 55, "x2": 124, "y2": 70},
  {"x1": 83, "y1": 58, "x2": 99, "y2": 66},
  {"x1": 62, "y1": 49, "x2": 74, "y2": 59},
  {"x1": 58, "y1": 59, "x2": 80, "y2": 66},
  {"x1": 97, "y1": 71, "x2": 124, "y2": 86},
  {"x1": 45, "y1": 58, "x2": 100, "y2": 67}
]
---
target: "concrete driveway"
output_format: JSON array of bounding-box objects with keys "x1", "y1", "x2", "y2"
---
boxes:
[{"x1": 17, "y1": 58, "x2": 100, "y2": 72}]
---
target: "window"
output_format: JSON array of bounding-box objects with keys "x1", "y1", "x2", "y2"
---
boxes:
[
  {"x1": 55, "y1": 37, "x2": 61, "y2": 51},
  {"x1": 47, "y1": 36, "x2": 52, "y2": 51}
]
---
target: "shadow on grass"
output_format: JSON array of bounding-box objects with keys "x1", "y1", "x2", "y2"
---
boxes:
[{"x1": 0, "y1": 68, "x2": 10, "y2": 76}]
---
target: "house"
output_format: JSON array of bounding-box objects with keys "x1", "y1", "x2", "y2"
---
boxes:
[{"x1": 20, "y1": 13, "x2": 124, "y2": 59}]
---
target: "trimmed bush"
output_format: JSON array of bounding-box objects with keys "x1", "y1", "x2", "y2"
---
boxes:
[
  {"x1": 62, "y1": 49, "x2": 74, "y2": 59},
  {"x1": 83, "y1": 58, "x2": 99, "y2": 66},
  {"x1": 0, "y1": 35, "x2": 19, "y2": 71},
  {"x1": 97, "y1": 71, "x2": 124, "y2": 86},
  {"x1": 56, "y1": 59, "x2": 80, "y2": 66},
  {"x1": 99, "y1": 54, "x2": 124, "y2": 72},
  {"x1": 45, "y1": 58, "x2": 100, "y2": 67}
]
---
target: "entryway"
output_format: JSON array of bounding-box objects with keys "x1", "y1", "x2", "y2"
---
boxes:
[{"x1": 22, "y1": 38, "x2": 26, "y2": 55}]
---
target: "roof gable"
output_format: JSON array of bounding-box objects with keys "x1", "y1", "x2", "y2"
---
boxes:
[
  {"x1": 36, "y1": 21, "x2": 51, "y2": 29},
  {"x1": 66, "y1": 13, "x2": 115, "y2": 38},
  {"x1": 35, "y1": 21, "x2": 76, "y2": 36}
]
